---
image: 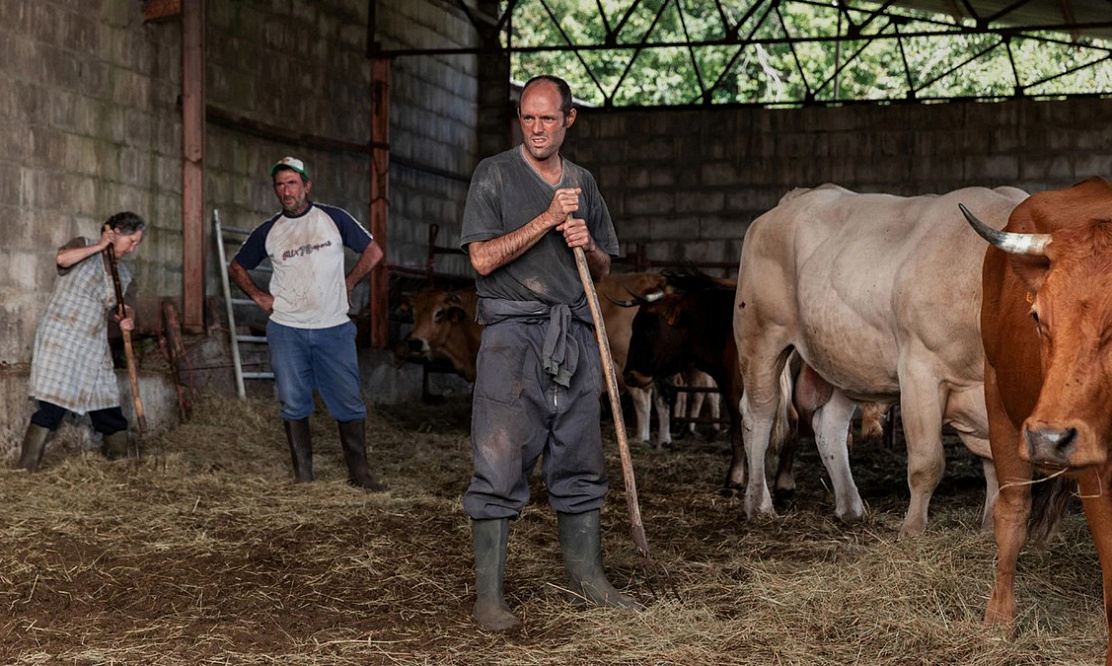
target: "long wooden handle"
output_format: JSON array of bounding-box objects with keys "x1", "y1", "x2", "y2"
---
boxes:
[
  {"x1": 105, "y1": 248, "x2": 147, "y2": 435},
  {"x1": 573, "y1": 243, "x2": 651, "y2": 557}
]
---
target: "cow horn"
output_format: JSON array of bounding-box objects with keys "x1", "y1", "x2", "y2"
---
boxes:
[
  {"x1": 624, "y1": 286, "x2": 665, "y2": 303},
  {"x1": 604, "y1": 293, "x2": 638, "y2": 308},
  {"x1": 959, "y1": 203, "x2": 1050, "y2": 256}
]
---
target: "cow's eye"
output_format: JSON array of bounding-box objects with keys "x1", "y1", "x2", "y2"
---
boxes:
[
  {"x1": 434, "y1": 310, "x2": 445, "y2": 322},
  {"x1": 1030, "y1": 308, "x2": 1043, "y2": 333}
]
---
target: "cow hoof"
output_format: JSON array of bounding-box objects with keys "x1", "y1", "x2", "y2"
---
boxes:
[
  {"x1": 897, "y1": 521, "x2": 927, "y2": 540},
  {"x1": 836, "y1": 508, "x2": 866, "y2": 525},
  {"x1": 744, "y1": 503, "x2": 778, "y2": 522},
  {"x1": 984, "y1": 604, "x2": 1017, "y2": 630}
]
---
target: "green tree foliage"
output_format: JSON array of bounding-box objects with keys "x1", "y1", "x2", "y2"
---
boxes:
[{"x1": 502, "y1": 0, "x2": 1112, "y2": 107}]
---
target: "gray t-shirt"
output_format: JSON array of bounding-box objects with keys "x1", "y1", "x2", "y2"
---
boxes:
[{"x1": 460, "y1": 145, "x2": 619, "y2": 305}]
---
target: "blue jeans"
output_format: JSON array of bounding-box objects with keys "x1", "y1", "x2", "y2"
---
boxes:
[{"x1": 267, "y1": 320, "x2": 366, "y2": 422}]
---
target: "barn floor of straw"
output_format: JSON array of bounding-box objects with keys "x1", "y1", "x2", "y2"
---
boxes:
[{"x1": 0, "y1": 394, "x2": 1104, "y2": 665}]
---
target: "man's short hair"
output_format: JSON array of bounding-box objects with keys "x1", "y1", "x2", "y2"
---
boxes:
[{"x1": 520, "y1": 75, "x2": 574, "y2": 117}]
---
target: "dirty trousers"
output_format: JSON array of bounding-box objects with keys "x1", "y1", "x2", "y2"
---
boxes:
[{"x1": 463, "y1": 316, "x2": 609, "y2": 520}]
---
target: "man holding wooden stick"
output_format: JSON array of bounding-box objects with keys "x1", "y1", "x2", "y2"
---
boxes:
[
  {"x1": 18, "y1": 211, "x2": 147, "y2": 472},
  {"x1": 460, "y1": 75, "x2": 640, "y2": 632}
]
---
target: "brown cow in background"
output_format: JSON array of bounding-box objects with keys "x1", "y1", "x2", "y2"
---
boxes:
[
  {"x1": 403, "y1": 286, "x2": 482, "y2": 382},
  {"x1": 401, "y1": 272, "x2": 691, "y2": 446}
]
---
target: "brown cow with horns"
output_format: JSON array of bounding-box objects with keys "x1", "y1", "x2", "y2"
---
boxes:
[{"x1": 962, "y1": 176, "x2": 1112, "y2": 664}]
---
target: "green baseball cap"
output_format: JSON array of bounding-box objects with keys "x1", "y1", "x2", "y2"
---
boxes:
[{"x1": 270, "y1": 156, "x2": 309, "y2": 179}]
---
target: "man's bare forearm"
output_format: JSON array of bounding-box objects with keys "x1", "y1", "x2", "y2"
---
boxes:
[
  {"x1": 468, "y1": 214, "x2": 555, "y2": 276},
  {"x1": 229, "y1": 260, "x2": 261, "y2": 298},
  {"x1": 346, "y1": 242, "x2": 384, "y2": 291},
  {"x1": 583, "y1": 240, "x2": 610, "y2": 282}
]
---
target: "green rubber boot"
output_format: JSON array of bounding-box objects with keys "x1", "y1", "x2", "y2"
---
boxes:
[
  {"x1": 557, "y1": 510, "x2": 643, "y2": 609},
  {"x1": 338, "y1": 419, "x2": 386, "y2": 492},
  {"x1": 283, "y1": 418, "x2": 313, "y2": 482},
  {"x1": 17, "y1": 423, "x2": 51, "y2": 472},
  {"x1": 103, "y1": 430, "x2": 130, "y2": 461},
  {"x1": 471, "y1": 518, "x2": 521, "y2": 632}
]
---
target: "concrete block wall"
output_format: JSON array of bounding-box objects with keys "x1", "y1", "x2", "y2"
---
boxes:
[
  {"x1": 0, "y1": 0, "x2": 181, "y2": 364},
  {"x1": 567, "y1": 98, "x2": 1112, "y2": 275},
  {"x1": 204, "y1": 0, "x2": 378, "y2": 302},
  {"x1": 0, "y1": 0, "x2": 484, "y2": 366},
  {"x1": 206, "y1": 0, "x2": 481, "y2": 286},
  {"x1": 0, "y1": 0, "x2": 485, "y2": 425},
  {"x1": 374, "y1": 0, "x2": 480, "y2": 277}
]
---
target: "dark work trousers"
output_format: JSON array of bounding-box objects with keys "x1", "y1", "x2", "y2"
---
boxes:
[
  {"x1": 31, "y1": 400, "x2": 128, "y2": 435},
  {"x1": 463, "y1": 316, "x2": 609, "y2": 520}
]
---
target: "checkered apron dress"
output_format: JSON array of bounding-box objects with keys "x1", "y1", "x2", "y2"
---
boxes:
[{"x1": 28, "y1": 239, "x2": 132, "y2": 415}]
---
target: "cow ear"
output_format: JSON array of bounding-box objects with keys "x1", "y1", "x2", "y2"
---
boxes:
[{"x1": 448, "y1": 306, "x2": 468, "y2": 323}]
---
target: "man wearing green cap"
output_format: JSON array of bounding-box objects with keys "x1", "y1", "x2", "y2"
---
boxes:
[{"x1": 229, "y1": 156, "x2": 387, "y2": 491}]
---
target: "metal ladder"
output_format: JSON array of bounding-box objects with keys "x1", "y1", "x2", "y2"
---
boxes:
[{"x1": 214, "y1": 209, "x2": 274, "y2": 399}]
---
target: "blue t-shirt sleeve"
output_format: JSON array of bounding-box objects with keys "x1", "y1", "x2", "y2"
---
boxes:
[
  {"x1": 232, "y1": 220, "x2": 274, "y2": 270},
  {"x1": 320, "y1": 205, "x2": 372, "y2": 253}
]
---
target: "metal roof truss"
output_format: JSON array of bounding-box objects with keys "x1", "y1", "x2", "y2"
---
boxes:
[{"x1": 372, "y1": 0, "x2": 1112, "y2": 107}]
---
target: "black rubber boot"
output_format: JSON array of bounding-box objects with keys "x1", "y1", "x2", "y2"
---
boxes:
[
  {"x1": 557, "y1": 510, "x2": 643, "y2": 609},
  {"x1": 471, "y1": 518, "x2": 521, "y2": 632},
  {"x1": 17, "y1": 423, "x2": 51, "y2": 472},
  {"x1": 338, "y1": 419, "x2": 386, "y2": 492},
  {"x1": 283, "y1": 418, "x2": 314, "y2": 482},
  {"x1": 103, "y1": 430, "x2": 130, "y2": 461}
]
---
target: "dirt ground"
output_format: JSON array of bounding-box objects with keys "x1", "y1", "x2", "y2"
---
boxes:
[{"x1": 0, "y1": 393, "x2": 1105, "y2": 665}]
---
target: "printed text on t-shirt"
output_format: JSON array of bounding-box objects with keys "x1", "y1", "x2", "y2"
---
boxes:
[{"x1": 282, "y1": 240, "x2": 333, "y2": 261}]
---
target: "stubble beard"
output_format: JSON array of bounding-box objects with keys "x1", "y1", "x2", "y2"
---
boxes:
[{"x1": 283, "y1": 196, "x2": 309, "y2": 216}]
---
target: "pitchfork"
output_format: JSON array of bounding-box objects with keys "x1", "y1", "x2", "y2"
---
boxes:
[
  {"x1": 104, "y1": 244, "x2": 161, "y2": 471},
  {"x1": 572, "y1": 239, "x2": 681, "y2": 603}
]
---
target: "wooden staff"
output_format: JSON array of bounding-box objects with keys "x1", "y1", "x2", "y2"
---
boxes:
[
  {"x1": 104, "y1": 245, "x2": 148, "y2": 439},
  {"x1": 572, "y1": 243, "x2": 652, "y2": 557}
]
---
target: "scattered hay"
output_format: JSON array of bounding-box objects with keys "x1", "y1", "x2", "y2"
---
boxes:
[{"x1": 0, "y1": 393, "x2": 1105, "y2": 665}]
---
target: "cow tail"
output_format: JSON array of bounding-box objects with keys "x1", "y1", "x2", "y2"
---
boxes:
[
  {"x1": 769, "y1": 362, "x2": 796, "y2": 457},
  {"x1": 1026, "y1": 474, "x2": 1074, "y2": 549}
]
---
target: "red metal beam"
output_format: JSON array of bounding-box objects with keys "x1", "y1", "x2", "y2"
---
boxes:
[
  {"x1": 141, "y1": 0, "x2": 180, "y2": 22},
  {"x1": 368, "y1": 58, "x2": 390, "y2": 349},
  {"x1": 181, "y1": 0, "x2": 205, "y2": 333}
]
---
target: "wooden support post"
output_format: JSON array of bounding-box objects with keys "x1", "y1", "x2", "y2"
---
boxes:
[
  {"x1": 181, "y1": 0, "x2": 205, "y2": 332},
  {"x1": 368, "y1": 57, "x2": 390, "y2": 349}
]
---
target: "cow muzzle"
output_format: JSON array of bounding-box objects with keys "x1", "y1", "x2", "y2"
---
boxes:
[
  {"x1": 1023, "y1": 421, "x2": 1105, "y2": 468},
  {"x1": 406, "y1": 337, "x2": 431, "y2": 359},
  {"x1": 1024, "y1": 425, "x2": 1077, "y2": 467}
]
